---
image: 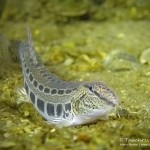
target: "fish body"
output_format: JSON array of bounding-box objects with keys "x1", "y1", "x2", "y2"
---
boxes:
[{"x1": 2, "y1": 30, "x2": 119, "y2": 127}]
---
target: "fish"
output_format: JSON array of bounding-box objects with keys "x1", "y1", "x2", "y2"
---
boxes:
[{"x1": 0, "y1": 29, "x2": 119, "y2": 127}]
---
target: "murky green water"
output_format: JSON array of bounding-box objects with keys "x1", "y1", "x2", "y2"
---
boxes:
[{"x1": 0, "y1": 0, "x2": 150, "y2": 150}]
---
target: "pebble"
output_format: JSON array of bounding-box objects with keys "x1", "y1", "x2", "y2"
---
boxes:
[
  {"x1": 140, "y1": 47, "x2": 150, "y2": 64},
  {"x1": 104, "y1": 49, "x2": 139, "y2": 71},
  {"x1": 73, "y1": 133, "x2": 91, "y2": 143},
  {"x1": 0, "y1": 141, "x2": 16, "y2": 148}
]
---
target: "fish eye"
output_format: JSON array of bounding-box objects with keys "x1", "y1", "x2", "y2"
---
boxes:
[{"x1": 88, "y1": 86, "x2": 93, "y2": 92}]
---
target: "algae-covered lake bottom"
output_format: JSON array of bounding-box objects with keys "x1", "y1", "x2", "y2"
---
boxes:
[{"x1": 0, "y1": 20, "x2": 150, "y2": 150}]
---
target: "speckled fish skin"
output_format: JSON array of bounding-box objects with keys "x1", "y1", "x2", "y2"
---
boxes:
[{"x1": 18, "y1": 29, "x2": 119, "y2": 127}]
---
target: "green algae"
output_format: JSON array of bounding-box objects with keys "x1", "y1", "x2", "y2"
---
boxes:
[{"x1": 0, "y1": 0, "x2": 150, "y2": 150}]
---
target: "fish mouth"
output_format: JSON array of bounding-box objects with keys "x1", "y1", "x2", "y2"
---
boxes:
[
  {"x1": 82, "y1": 107, "x2": 114, "y2": 119},
  {"x1": 70, "y1": 107, "x2": 114, "y2": 126}
]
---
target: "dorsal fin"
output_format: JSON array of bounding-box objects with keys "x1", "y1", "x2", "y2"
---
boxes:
[
  {"x1": 27, "y1": 27, "x2": 33, "y2": 48},
  {"x1": 26, "y1": 27, "x2": 38, "y2": 64}
]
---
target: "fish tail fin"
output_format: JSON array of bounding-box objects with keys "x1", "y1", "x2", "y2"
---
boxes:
[{"x1": 0, "y1": 34, "x2": 21, "y2": 78}]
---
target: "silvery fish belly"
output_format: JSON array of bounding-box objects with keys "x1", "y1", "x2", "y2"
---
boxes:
[{"x1": 18, "y1": 29, "x2": 119, "y2": 127}]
